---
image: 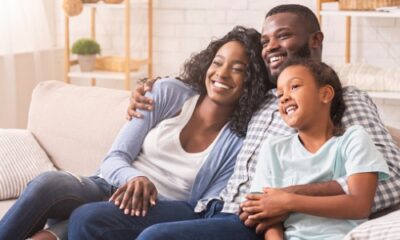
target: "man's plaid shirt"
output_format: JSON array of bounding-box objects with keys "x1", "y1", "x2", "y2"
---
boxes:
[{"x1": 195, "y1": 86, "x2": 400, "y2": 214}]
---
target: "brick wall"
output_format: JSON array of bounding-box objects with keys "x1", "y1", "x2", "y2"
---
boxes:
[{"x1": 55, "y1": 0, "x2": 400, "y2": 126}]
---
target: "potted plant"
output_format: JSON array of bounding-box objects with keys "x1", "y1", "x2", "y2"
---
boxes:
[{"x1": 71, "y1": 38, "x2": 101, "y2": 72}]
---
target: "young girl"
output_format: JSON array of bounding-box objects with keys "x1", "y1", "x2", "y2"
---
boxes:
[{"x1": 244, "y1": 59, "x2": 390, "y2": 239}]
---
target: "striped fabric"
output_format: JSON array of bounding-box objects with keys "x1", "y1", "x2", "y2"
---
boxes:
[
  {"x1": 0, "y1": 129, "x2": 56, "y2": 200},
  {"x1": 344, "y1": 210, "x2": 400, "y2": 240}
]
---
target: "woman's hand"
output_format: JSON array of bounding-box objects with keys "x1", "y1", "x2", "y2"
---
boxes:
[
  {"x1": 126, "y1": 78, "x2": 157, "y2": 120},
  {"x1": 109, "y1": 176, "x2": 157, "y2": 217},
  {"x1": 241, "y1": 188, "x2": 292, "y2": 220}
]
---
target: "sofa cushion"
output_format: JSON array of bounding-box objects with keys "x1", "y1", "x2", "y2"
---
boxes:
[
  {"x1": 27, "y1": 81, "x2": 130, "y2": 176},
  {"x1": 344, "y1": 209, "x2": 400, "y2": 239},
  {"x1": 0, "y1": 199, "x2": 16, "y2": 218},
  {"x1": 0, "y1": 129, "x2": 56, "y2": 200}
]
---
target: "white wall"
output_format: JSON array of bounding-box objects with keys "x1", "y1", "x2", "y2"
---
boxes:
[
  {"x1": 55, "y1": 0, "x2": 400, "y2": 127},
  {"x1": 55, "y1": 0, "x2": 400, "y2": 74},
  {"x1": 2, "y1": 0, "x2": 397, "y2": 128}
]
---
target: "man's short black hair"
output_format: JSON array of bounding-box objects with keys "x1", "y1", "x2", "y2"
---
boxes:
[{"x1": 265, "y1": 4, "x2": 320, "y2": 34}]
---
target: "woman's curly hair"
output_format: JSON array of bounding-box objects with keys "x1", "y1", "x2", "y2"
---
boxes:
[{"x1": 179, "y1": 26, "x2": 273, "y2": 137}]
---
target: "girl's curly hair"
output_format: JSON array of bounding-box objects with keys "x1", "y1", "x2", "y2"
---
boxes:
[
  {"x1": 179, "y1": 26, "x2": 273, "y2": 137},
  {"x1": 278, "y1": 58, "x2": 346, "y2": 136}
]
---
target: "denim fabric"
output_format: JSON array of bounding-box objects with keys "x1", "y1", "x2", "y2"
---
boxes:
[
  {"x1": 137, "y1": 200, "x2": 263, "y2": 240},
  {"x1": 68, "y1": 200, "x2": 200, "y2": 239},
  {"x1": 68, "y1": 200, "x2": 262, "y2": 240},
  {"x1": 0, "y1": 171, "x2": 114, "y2": 240},
  {"x1": 46, "y1": 220, "x2": 68, "y2": 240}
]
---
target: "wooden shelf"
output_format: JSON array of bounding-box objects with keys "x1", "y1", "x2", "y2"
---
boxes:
[
  {"x1": 64, "y1": 0, "x2": 153, "y2": 90},
  {"x1": 83, "y1": 3, "x2": 127, "y2": 9},
  {"x1": 68, "y1": 69, "x2": 146, "y2": 81},
  {"x1": 317, "y1": 0, "x2": 400, "y2": 63},
  {"x1": 368, "y1": 91, "x2": 400, "y2": 100},
  {"x1": 317, "y1": 1, "x2": 400, "y2": 101}
]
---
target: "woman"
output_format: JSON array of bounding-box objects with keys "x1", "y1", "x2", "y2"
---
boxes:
[{"x1": 0, "y1": 26, "x2": 272, "y2": 240}]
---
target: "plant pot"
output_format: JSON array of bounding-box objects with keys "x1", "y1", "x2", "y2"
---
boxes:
[{"x1": 78, "y1": 55, "x2": 96, "y2": 72}]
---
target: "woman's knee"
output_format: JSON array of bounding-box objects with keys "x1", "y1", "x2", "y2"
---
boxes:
[
  {"x1": 26, "y1": 171, "x2": 66, "y2": 192},
  {"x1": 69, "y1": 202, "x2": 113, "y2": 226},
  {"x1": 68, "y1": 202, "x2": 118, "y2": 238},
  {"x1": 24, "y1": 171, "x2": 85, "y2": 198}
]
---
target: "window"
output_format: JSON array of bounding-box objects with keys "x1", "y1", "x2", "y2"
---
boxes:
[{"x1": 0, "y1": 0, "x2": 54, "y2": 54}]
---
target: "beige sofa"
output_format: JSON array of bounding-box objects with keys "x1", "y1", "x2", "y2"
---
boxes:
[
  {"x1": 0, "y1": 80, "x2": 399, "y2": 238},
  {"x1": 0, "y1": 80, "x2": 130, "y2": 217}
]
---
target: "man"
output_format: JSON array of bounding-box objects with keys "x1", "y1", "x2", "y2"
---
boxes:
[{"x1": 70, "y1": 4, "x2": 400, "y2": 239}]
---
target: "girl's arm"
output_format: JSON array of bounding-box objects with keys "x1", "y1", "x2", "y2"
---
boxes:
[
  {"x1": 286, "y1": 172, "x2": 377, "y2": 219},
  {"x1": 245, "y1": 172, "x2": 378, "y2": 220}
]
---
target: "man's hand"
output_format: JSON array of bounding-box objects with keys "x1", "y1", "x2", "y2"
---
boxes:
[
  {"x1": 109, "y1": 176, "x2": 157, "y2": 217},
  {"x1": 126, "y1": 79, "x2": 156, "y2": 120},
  {"x1": 240, "y1": 206, "x2": 288, "y2": 234},
  {"x1": 241, "y1": 188, "x2": 292, "y2": 220}
]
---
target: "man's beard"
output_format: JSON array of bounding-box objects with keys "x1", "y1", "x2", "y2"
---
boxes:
[
  {"x1": 269, "y1": 42, "x2": 311, "y2": 85},
  {"x1": 295, "y1": 42, "x2": 311, "y2": 59}
]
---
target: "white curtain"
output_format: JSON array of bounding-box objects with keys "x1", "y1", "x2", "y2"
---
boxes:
[{"x1": 0, "y1": 0, "x2": 54, "y2": 128}]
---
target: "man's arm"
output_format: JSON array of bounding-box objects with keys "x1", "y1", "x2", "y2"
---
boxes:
[
  {"x1": 239, "y1": 180, "x2": 345, "y2": 232},
  {"x1": 245, "y1": 173, "x2": 377, "y2": 220},
  {"x1": 282, "y1": 180, "x2": 345, "y2": 196},
  {"x1": 239, "y1": 180, "x2": 344, "y2": 232}
]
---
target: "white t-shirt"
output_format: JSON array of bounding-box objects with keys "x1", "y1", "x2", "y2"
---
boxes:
[{"x1": 133, "y1": 95, "x2": 227, "y2": 200}]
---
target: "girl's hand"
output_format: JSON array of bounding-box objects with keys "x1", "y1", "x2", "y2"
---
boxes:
[
  {"x1": 109, "y1": 176, "x2": 157, "y2": 217},
  {"x1": 241, "y1": 188, "x2": 292, "y2": 220}
]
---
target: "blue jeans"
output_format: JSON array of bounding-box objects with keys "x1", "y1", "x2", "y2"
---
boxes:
[
  {"x1": 137, "y1": 200, "x2": 263, "y2": 240},
  {"x1": 69, "y1": 200, "x2": 262, "y2": 240},
  {"x1": 0, "y1": 171, "x2": 115, "y2": 240},
  {"x1": 68, "y1": 200, "x2": 200, "y2": 239}
]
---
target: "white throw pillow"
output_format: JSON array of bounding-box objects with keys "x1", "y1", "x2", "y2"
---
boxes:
[
  {"x1": 0, "y1": 129, "x2": 56, "y2": 200},
  {"x1": 344, "y1": 210, "x2": 400, "y2": 240}
]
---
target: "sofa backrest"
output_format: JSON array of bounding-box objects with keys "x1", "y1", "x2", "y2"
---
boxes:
[
  {"x1": 27, "y1": 81, "x2": 129, "y2": 176},
  {"x1": 26, "y1": 81, "x2": 400, "y2": 177}
]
